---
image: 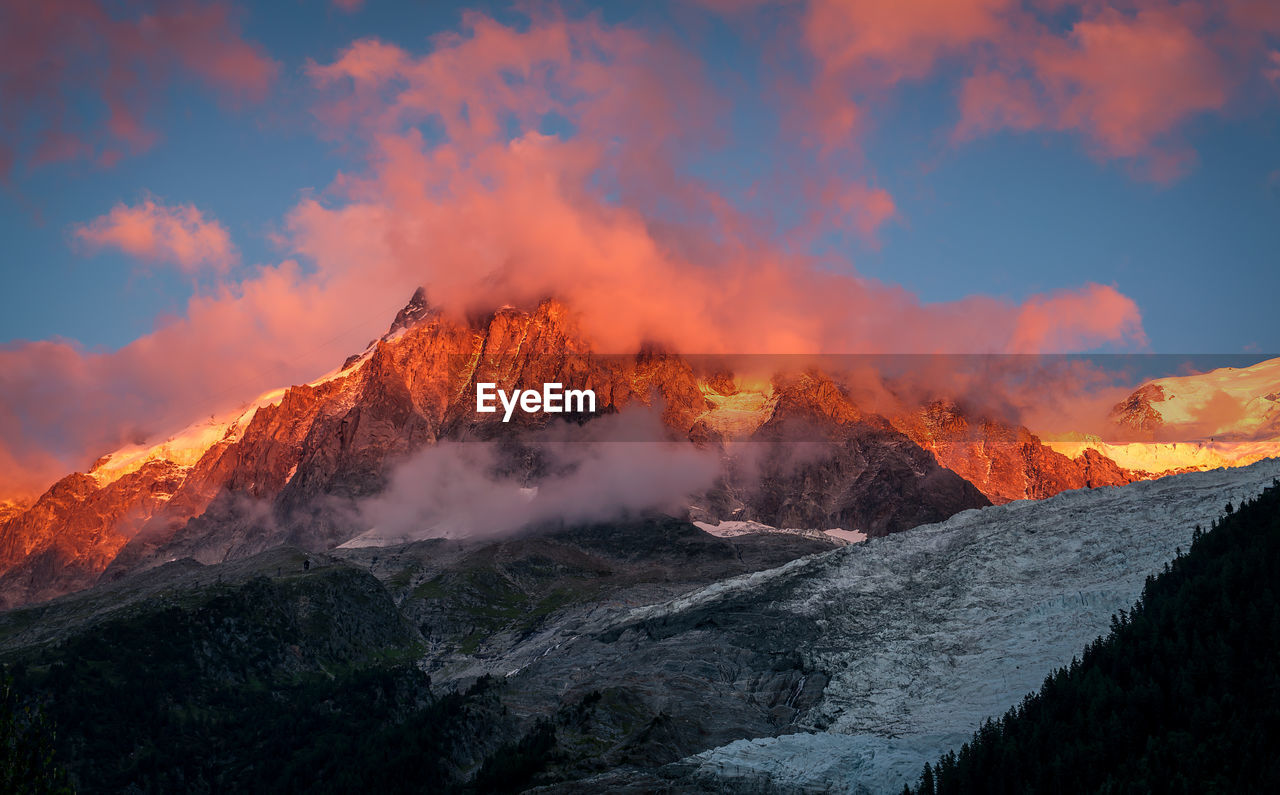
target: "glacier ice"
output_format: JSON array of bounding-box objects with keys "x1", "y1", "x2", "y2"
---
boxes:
[{"x1": 679, "y1": 458, "x2": 1280, "y2": 794}]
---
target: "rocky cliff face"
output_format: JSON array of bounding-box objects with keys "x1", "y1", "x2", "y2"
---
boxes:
[
  {"x1": 891, "y1": 400, "x2": 1142, "y2": 505},
  {"x1": 694, "y1": 375, "x2": 990, "y2": 536},
  {"x1": 1110, "y1": 382, "x2": 1168, "y2": 435},
  {"x1": 2, "y1": 293, "x2": 1157, "y2": 607},
  {"x1": 0, "y1": 461, "x2": 187, "y2": 605}
]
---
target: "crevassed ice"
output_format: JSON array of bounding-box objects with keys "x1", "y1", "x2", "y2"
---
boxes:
[{"x1": 683, "y1": 458, "x2": 1280, "y2": 795}]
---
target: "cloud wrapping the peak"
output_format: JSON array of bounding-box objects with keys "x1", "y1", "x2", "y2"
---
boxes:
[
  {"x1": 0, "y1": 9, "x2": 1150, "y2": 500},
  {"x1": 294, "y1": 13, "x2": 1146, "y2": 354}
]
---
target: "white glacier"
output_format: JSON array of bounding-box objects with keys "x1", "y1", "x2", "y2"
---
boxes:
[{"x1": 678, "y1": 458, "x2": 1280, "y2": 794}]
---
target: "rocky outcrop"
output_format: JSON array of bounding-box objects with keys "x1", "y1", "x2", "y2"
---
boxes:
[
  {"x1": 1109, "y1": 382, "x2": 1167, "y2": 436},
  {"x1": 0, "y1": 460, "x2": 186, "y2": 608},
  {"x1": 1106, "y1": 357, "x2": 1280, "y2": 444},
  {"x1": 0, "y1": 516, "x2": 840, "y2": 792},
  {"x1": 2, "y1": 296, "x2": 716, "y2": 603},
  {"x1": 0, "y1": 292, "x2": 1138, "y2": 607},
  {"x1": 892, "y1": 399, "x2": 1142, "y2": 504},
  {"x1": 696, "y1": 375, "x2": 991, "y2": 537}
]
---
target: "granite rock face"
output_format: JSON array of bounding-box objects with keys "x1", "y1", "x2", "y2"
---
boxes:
[
  {"x1": 891, "y1": 399, "x2": 1141, "y2": 504},
  {"x1": 697, "y1": 382, "x2": 990, "y2": 537},
  {"x1": 1109, "y1": 382, "x2": 1168, "y2": 435},
  {"x1": 2, "y1": 293, "x2": 1151, "y2": 608},
  {"x1": 0, "y1": 461, "x2": 187, "y2": 606},
  {"x1": 4, "y1": 441, "x2": 1274, "y2": 791}
]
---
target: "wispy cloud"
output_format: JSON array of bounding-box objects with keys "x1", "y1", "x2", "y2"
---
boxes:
[
  {"x1": 74, "y1": 198, "x2": 238, "y2": 275},
  {"x1": 0, "y1": 0, "x2": 277, "y2": 177}
]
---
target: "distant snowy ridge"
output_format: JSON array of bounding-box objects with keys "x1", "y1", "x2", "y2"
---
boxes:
[
  {"x1": 1128, "y1": 357, "x2": 1280, "y2": 433},
  {"x1": 1047, "y1": 356, "x2": 1280, "y2": 476},
  {"x1": 676, "y1": 459, "x2": 1280, "y2": 794},
  {"x1": 86, "y1": 331, "x2": 388, "y2": 489},
  {"x1": 1046, "y1": 437, "x2": 1277, "y2": 475}
]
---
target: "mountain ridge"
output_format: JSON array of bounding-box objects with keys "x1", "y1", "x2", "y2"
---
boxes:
[{"x1": 2, "y1": 292, "x2": 1275, "y2": 609}]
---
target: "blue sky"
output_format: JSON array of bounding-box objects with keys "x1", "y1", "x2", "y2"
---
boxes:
[
  {"x1": 2, "y1": 0, "x2": 1276, "y2": 355},
  {"x1": 2, "y1": 0, "x2": 1279, "y2": 498}
]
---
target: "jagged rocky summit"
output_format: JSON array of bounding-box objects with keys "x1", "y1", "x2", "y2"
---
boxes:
[{"x1": 0, "y1": 291, "x2": 1271, "y2": 608}]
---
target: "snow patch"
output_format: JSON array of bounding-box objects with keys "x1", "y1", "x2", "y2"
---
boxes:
[
  {"x1": 87, "y1": 342, "x2": 384, "y2": 489},
  {"x1": 824, "y1": 528, "x2": 868, "y2": 544},
  {"x1": 694, "y1": 379, "x2": 777, "y2": 440},
  {"x1": 694, "y1": 520, "x2": 866, "y2": 545}
]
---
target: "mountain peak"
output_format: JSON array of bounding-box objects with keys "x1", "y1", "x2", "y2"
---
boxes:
[{"x1": 387, "y1": 287, "x2": 433, "y2": 336}]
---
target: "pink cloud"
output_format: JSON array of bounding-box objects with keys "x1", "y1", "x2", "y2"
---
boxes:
[
  {"x1": 950, "y1": 6, "x2": 1229, "y2": 180},
  {"x1": 955, "y1": 69, "x2": 1046, "y2": 139},
  {"x1": 1037, "y1": 10, "x2": 1226, "y2": 153},
  {"x1": 699, "y1": 0, "x2": 1279, "y2": 179},
  {"x1": 0, "y1": 11, "x2": 1150, "y2": 500},
  {"x1": 74, "y1": 199, "x2": 238, "y2": 275},
  {"x1": 1009, "y1": 284, "x2": 1146, "y2": 354},
  {"x1": 803, "y1": 0, "x2": 1015, "y2": 82},
  {"x1": 834, "y1": 183, "x2": 898, "y2": 240},
  {"x1": 0, "y1": 0, "x2": 277, "y2": 177},
  {"x1": 291, "y1": 17, "x2": 1144, "y2": 357},
  {"x1": 307, "y1": 38, "x2": 406, "y2": 87},
  {"x1": 1020, "y1": 6, "x2": 1228, "y2": 179}
]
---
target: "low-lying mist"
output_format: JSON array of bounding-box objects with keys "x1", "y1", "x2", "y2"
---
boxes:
[{"x1": 353, "y1": 409, "x2": 721, "y2": 543}]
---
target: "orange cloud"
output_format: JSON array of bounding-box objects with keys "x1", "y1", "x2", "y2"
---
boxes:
[
  {"x1": 835, "y1": 183, "x2": 898, "y2": 240},
  {"x1": 700, "y1": 0, "x2": 1278, "y2": 178},
  {"x1": 976, "y1": 5, "x2": 1231, "y2": 180},
  {"x1": 74, "y1": 199, "x2": 238, "y2": 275},
  {"x1": 1010, "y1": 284, "x2": 1146, "y2": 354},
  {"x1": 0, "y1": 0, "x2": 277, "y2": 177},
  {"x1": 804, "y1": 0, "x2": 1014, "y2": 82},
  {"x1": 0, "y1": 10, "x2": 1150, "y2": 500},
  {"x1": 293, "y1": 15, "x2": 1144, "y2": 356},
  {"x1": 1266, "y1": 51, "x2": 1280, "y2": 85}
]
